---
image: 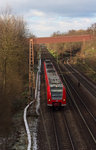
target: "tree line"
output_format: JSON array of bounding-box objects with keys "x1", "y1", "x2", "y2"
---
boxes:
[{"x1": 0, "y1": 8, "x2": 30, "y2": 136}]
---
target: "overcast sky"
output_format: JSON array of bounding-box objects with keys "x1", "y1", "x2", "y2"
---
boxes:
[{"x1": 0, "y1": 0, "x2": 96, "y2": 37}]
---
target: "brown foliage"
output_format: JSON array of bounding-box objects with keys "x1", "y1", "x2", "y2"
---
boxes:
[{"x1": 0, "y1": 8, "x2": 29, "y2": 136}]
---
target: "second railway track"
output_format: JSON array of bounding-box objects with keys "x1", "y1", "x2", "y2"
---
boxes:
[
  {"x1": 56, "y1": 59, "x2": 96, "y2": 148},
  {"x1": 65, "y1": 63, "x2": 96, "y2": 97}
]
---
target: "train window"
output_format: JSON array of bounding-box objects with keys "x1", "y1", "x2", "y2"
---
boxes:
[
  {"x1": 51, "y1": 87, "x2": 62, "y2": 91},
  {"x1": 51, "y1": 91, "x2": 63, "y2": 100}
]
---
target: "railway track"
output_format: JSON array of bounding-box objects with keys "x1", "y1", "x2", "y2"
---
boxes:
[
  {"x1": 39, "y1": 57, "x2": 60, "y2": 150},
  {"x1": 39, "y1": 48, "x2": 75, "y2": 150},
  {"x1": 59, "y1": 62, "x2": 96, "y2": 117},
  {"x1": 67, "y1": 78, "x2": 96, "y2": 142},
  {"x1": 65, "y1": 63, "x2": 96, "y2": 97},
  {"x1": 52, "y1": 110, "x2": 75, "y2": 150},
  {"x1": 55, "y1": 61, "x2": 96, "y2": 148},
  {"x1": 40, "y1": 106, "x2": 75, "y2": 150},
  {"x1": 38, "y1": 54, "x2": 58, "y2": 150}
]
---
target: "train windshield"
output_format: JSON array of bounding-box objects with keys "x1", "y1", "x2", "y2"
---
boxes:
[{"x1": 50, "y1": 87, "x2": 63, "y2": 100}]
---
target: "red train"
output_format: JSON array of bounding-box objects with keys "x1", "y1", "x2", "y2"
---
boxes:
[{"x1": 44, "y1": 59, "x2": 66, "y2": 107}]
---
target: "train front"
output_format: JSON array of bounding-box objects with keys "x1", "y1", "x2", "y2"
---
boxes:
[{"x1": 47, "y1": 83, "x2": 66, "y2": 107}]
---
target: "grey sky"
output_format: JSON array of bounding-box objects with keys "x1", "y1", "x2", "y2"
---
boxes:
[{"x1": 0, "y1": 0, "x2": 96, "y2": 37}]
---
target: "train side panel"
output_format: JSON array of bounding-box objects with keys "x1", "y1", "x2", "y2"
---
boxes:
[
  {"x1": 44, "y1": 62, "x2": 49, "y2": 86},
  {"x1": 44, "y1": 60, "x2": 66, "y2": 107}
]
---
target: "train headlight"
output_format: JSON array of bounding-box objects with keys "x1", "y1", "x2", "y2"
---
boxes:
[
  {"x1": 49, "y1": 99, "x2": 51, "y2": 101},
  {"x1": 63, "y1": 99, "x2": 65, "y2": 102}
]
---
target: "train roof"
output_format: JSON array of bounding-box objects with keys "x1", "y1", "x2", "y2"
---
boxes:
[{"x1": 45, "y1": 60, "x2": 63, "y2": 87}]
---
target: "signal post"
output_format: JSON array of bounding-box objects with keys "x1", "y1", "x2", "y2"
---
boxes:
[{"x1": 29, "y1": 39, "x2": 35, "y2": 100}]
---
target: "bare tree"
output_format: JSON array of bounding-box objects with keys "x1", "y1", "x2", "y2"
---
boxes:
[{"x1": 0, "y1": 7, "x2": 29, "y2": 142}]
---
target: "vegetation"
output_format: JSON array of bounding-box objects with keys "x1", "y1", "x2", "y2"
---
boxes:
[
  {"x1": 0, "y1": 8, "x2": 29, "y2": 137},
  {"x1": 73, "y1": 36, "x2": 96, "y2": 82},
  {"x1": 0, "y1": 8, "x2": 40, "y2": 141},
  {"x1": 47, "y1": 23, "x2": 96, "y2": 82},
  {"x1": 0, "y1": 8, "x2": 40, "y2": 149}
]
